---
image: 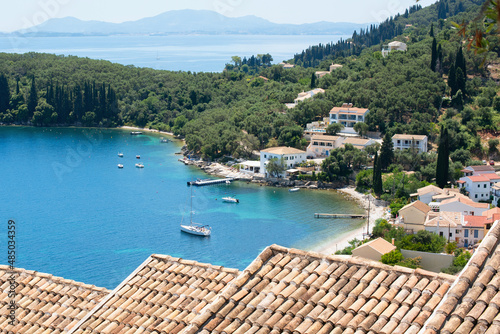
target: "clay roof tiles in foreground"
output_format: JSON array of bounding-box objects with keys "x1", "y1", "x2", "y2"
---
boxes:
[
  {"x1": 421, "y1": 221, "x2": 500, "y2": 334},
  {"x1": 70, "y1": 254, "x2": 240, "y2": 334},
  {"x1": 181, "y1": 244, "x2": 456, "y2": 334},
  {"x1": 0, "y1": 265, "x2": 109, "y2": 333}
]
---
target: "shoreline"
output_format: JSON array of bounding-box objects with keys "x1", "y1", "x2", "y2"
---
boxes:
[
  {"x1": 312, "y1": 187, "x2": 389, "y2": 255},
  {"x1": 119, "y1": 125, "x2": 177, "y2": 138}
]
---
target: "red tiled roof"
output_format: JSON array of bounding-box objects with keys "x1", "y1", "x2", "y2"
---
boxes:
[
  {"x1": 466, "y1": 175, "x2": 490, "y2": 182},
  {"x1": 463, "y1": 215, "x2": 488, "y2": 227},
  {"x1": 483, "y1": 173, "x2": 500, "y2": 180}
]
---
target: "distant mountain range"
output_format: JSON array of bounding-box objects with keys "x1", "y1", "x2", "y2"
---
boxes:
[{"x1": 5, "y1": 10, "x2": 370, "y2": 36}]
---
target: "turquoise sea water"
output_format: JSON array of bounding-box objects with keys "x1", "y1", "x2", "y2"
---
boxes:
[
  {"x1": 0, "y1": 127, "x2": 364, "y2": 288},
  {"x1": 0, "y1": 34, "x2": 347, "y2": 72}
]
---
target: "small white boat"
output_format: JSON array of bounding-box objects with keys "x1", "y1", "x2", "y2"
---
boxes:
[
  {"x1": 181, "y1": 186, "x2": 211, "y2": 236},
  {"x1": 135, "y1": 163, "x2": 144, "y2": 168},
  {"x1": 136, "y1": 155, "x2": 141, "y2": 159},
  {"x1": 160, "y1": 137, "x2": 170, "y2": 143},
  {"x1": 180, "y1": 224, "x2": 211, "y2": 236},
  {"x1": 222, "y1": 196, "x2": 239, "y2": 203},
  {"x1": 118, "y1": 153, "x2": 124, "y2": 157},
  {"x1": 117, "y1": 164, "x2": 124, "y2": 168},
  {"x1": 130, "y1": 131, "x2": 142, "y2": 135},
  {"x1": 289, "y1": 187, "x2": 300, "y2": 192}
]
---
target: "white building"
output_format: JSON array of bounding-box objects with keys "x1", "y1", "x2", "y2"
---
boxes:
[
  {"x1": 260, "y1": 147, "x2": 306, "y2": 178},
  {"x1": 239, "y1": 161, "x2": 261, "y2": 176},
  {"x1": 329, "y1": 103, "x2": 370, "y2": 134},
  {"x1": 458, "y1": 174, "x2": 500, "y2": 202},
  {"x1": 306, "y1": 135, "x2": 339, "y2": 158},
  {"x1": 392, "y1": 134, "x2": 428, "y2": 153},
  {"x1": 424, "y1": 211, "x2": 461, "y2": 243},
  {"x1": 434, "y1": 195, "x2": 489, "y2": 216},
  {"x1": 382, "y1": 41, "x2": 407, "y2": 57},
  {"x1": 410, "y1": 185, "x2": 445, "y2": 205},
  {"x1": 286, "y1": 88, "x2": 325, "y2": 109}
]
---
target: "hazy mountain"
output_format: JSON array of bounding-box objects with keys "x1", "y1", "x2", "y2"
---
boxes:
[{"x1": 10, "y1": 10, "x2": 370, "y2": 36}]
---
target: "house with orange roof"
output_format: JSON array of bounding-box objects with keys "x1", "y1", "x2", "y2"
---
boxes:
[
  {"x1": 306, "y1": 134, "x2": 340, "y2": 158},
  {"x1": 397, "y1": 200, "x2": 431, "y2": 232},
  {"x1": 462, "y1": 215, "x2": 489, "y2": 247},
  {"x1": 351, "y1": 237, "x2": 396, "y2": 261},
  {"x1": 329, "y1": 103, "x2": 370, "y2": 134},
  {"x1": 424, "y1": 211, "x2": 462, "y2": 243}
]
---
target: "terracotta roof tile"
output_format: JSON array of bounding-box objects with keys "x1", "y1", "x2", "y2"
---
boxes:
[
  {"x1": 179, "y1": 245, "x2": 454, "y2": 334},
  {"x1": 0, "y1": 266, "x2": 108, "y2": 333}
]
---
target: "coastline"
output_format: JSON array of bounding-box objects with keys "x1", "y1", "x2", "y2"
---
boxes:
[
  {"x1": 312, "y1": 187, "x2": 389, "y2": 256},
  {"x1": 119, "y1": 125, "x2": 177, "y2": 137}
]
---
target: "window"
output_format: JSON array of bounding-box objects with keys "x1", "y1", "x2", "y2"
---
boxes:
[
  {"x1": 484, "y1": 184, "x2": 487, "y2": 188},
  {"x1": 416, "y1": 141, "x2": 420, "y2": 145},
  {"x1": 449, "y1": 233, "x2": 452, "y2": 237},
  {"x1": 456, "y1": 230, "x2": 461, "y2": 234},
  {"x1": 264, "y1": 155, "x2": 267, "y2": 158},
  {"x1": 330, "y1": 114, "x2": 336, "y2": 119},
  {"x1": 439, "y1": 232, "x2": 444, "y2": 237},
  {"x1": 474, "y1": 230, "x2": 478, "y2": 238},
  {"x1": 313, "y1": 142, "x2": 318, "y2": 146},
  {"x1": 464, "y1": 230, "x2": 469, "y2": 237},
  {"x1": 357, "y1": 116, "x2": 363, "y2": 121},
  {"x1": 327, "y1": 143, "x2": 332, "y2": 147},
  {"x1": 397, "y1": 140, "x2": 400, "y2": 144},
  {"x1": 475, "y1": 194, "x2": 478, "y2": 198},
  {"x1": 478, "y1": 184, "x2": 480, "y2": 188},
  {"x1": 285, "y1": 157, "x2": 288, "y2": 160}
]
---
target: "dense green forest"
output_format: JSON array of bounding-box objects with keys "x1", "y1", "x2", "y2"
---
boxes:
[{"x1": 0, "y1": 0, "x2": 499, "y2": 172}]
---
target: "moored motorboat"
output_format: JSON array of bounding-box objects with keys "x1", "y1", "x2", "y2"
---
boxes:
[
  {"x1": 136, "y1": 155, "x2": 141, "y2": 159},
  {"x1": 130, "y1": 131, "x2": 142, "y2": 135},
  {"x1": 118, "y1": 153, "x2": 124, "y2": 157},
  {"x1": 135, "y1": 163, "x2": 144, "y2": 168},
  {"x1": 289, "y1": 187, "x2": 300, "y2": 192},
  {"x1": 117, "y1": 164, "x2": 124, "y2": 168},
  {"x1": 222, "y1": 196, "x2": 239, "y2": 203}
]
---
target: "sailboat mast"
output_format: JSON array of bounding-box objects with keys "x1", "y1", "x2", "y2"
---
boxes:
[{"x1": 190, "y1": 186, "x2": 193, "y2": 224}]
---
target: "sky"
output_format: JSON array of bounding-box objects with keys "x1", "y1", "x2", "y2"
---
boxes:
[{"x1": 1, "y1": 0, "x2": 437, "y2": 33}]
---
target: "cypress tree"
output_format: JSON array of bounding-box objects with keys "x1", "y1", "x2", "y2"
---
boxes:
[
  {"x1": 455, "y1": 67, "x2": 466, "y2": 96},
  {"x1": 310, "y1": 72, "x2": 316, "y2": 89},
  {"x1": 431, "y1": 38, "x2": 437, "y2": 72},
  {"x1": 0, "y1": 74, "x2": 10, "y2": 114},
  {"x1": 379, "y1": 133, "x2": 394, "y2": 171},
  {"x1": 448, "y1": 64, "x2": 457, "y2": 96},
  {"x1": 430, "y1": 23, "x2": 434, "y2": 37},
  {"x1": 373, "y1": 151, "x2": 383, "y2": 196},
  {"x1": 436, "y1": 126, "x2": 450, "y2": 188},
  {"x1": 455, "y1": 47, "x2": 466, "y2": 76},
  {"x1": 27, "y1": 76, "x2": 38, "y2": 117}
]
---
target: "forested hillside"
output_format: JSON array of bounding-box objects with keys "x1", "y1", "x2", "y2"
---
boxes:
[{"x1": 0, "y1": 0, "x2": 499, "y2": 167}]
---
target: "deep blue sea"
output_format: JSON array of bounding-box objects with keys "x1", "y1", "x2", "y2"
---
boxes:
[
  {"x1": 0, "y1": 127, "x2": 364, "y2": 288},
  {"x1": 0, "y1": 34, "x2": 347, "y2": 72}
]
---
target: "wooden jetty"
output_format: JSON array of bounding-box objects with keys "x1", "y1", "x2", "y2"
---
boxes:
[
  {"x1": 314, "y1": 213, "x2": 367, "y2": 219},
  {"x1": 187, "y1": 178, "x2": 234, "y2": 186}
]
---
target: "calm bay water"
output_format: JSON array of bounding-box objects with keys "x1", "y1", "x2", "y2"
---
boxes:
[
  {"x1": 0, "y1": 34, "x2": 346, "y2": 72},
  {"x1": 0, "y1": 127, "x2": 363, "y2": 288}
]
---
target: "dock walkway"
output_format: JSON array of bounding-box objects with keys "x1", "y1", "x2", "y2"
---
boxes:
[
  {"x1": 314, "y1": 213, "x2": 367, "y2": 219},
  {"x1": 187, "y1": 178, "x2": 234, "y2": 186}
]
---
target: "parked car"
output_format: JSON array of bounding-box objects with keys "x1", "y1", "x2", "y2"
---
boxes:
[{"x1": 490, "y1": 160, "x2": 495, "y2": 166}]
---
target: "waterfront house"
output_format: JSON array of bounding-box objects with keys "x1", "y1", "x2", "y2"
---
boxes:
[
  {"x1": 329, "y1": 103, "x2": 370, "y2": 134},
  {"x1": 397, "y1": 200, "x2": 431, "y2": 232},
  {"x1": 381, "y1": 40, "x2": 407, "y2": 57},
  {"x1": 239, "y1": 160, "x2": 261, "y2": 176},
  {"x1": 306, "y1": 134, "x2": 339, "y2": 158},
  {"x1": 351, "y1": 237, "x2": 396, "y2": 261},
  {"x1": 260, "y1": 146, "x2": 306, "y2": 178},
  {"x1": 392, "y1": 134, "x2": 428, "y2": 153}
]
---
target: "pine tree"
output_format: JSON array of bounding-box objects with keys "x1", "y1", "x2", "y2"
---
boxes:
[
  {"x1": 379, "y1": 133, "x2": 394, "y2": 171},
  {"x1": 373, "y1": 151, "x2": 383, "y2": 196},
  {"x1": 431, "y1": 38, "x2": 437, "y2": 72},
  {"x1": 436, "y1": 126, "x2": 450, "y2": 188},
  {"x1": 0, "y1": 74, "x2": 10, "y2": 114},
  {"x1": 27, "y1": 76, "x2": 38, "y2": 117}
]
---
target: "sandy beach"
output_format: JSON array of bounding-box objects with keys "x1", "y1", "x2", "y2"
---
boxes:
[
  {"x1": 120, "y1": 125, "x2": 177, "y2": 137},
  {"x1": 313, "y1": 187, "x2": 390, "y2": 255}
]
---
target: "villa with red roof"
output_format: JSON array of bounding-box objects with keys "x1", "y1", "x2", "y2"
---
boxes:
[{"x1": 458, "y1": 168, "x2": 500, "y2": 202}]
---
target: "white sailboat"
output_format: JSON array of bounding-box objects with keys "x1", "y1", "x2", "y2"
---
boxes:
[{"x1": 180, "y1": 186, "x2": 211, "y2": 236}]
